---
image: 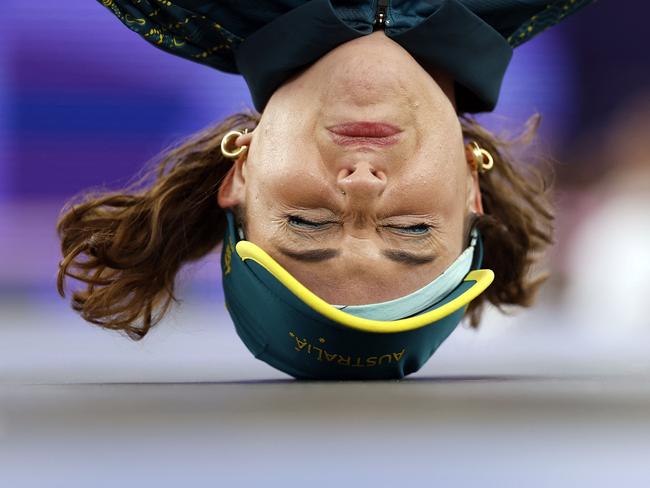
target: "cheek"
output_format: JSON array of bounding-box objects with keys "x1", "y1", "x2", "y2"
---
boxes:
[
  {"x1": 393, "y1": 156, "x2": 468, "y2": 253},
  {"x1": 247, "y1": 145, "x2": 330, "y2": 211},
  {"x1": 409, "y1": 120, "x2": 466, "y2": 201},
  {"x1": 250, "y1": 97, "x2": 318, "y2": 172},
  {"x1": 398, "y1": 153, "x2": 467, "y2": 213},
  {"x1": 247, "y1": 111, "x2": 322, "y2": 192}
]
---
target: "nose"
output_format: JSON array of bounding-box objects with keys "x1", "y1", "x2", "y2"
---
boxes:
[{"x1": 337, "y1": 161, "x2": 387, "y2": 203}]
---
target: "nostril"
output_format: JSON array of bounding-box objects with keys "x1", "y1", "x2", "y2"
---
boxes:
[
  {"x1": 337, "y1": 168, "x2": 387, "y2": 195},
  {"x1": 337, "y1": 168, "x2": 353, "y2": 180},
  {"x1": 337, "y1": 163, "x2": 384, "y2": 180}
]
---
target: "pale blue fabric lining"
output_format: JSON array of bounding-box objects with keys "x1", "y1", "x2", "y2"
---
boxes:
[{"x1": 332, "y1": 229, "x2": 477, "y2": 320}]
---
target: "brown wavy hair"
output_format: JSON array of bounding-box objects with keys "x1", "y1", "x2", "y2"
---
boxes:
[{"x1": 56, "y1": 110, "x2": 553, "y2": 340}]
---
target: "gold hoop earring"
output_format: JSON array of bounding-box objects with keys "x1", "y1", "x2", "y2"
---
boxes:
[
  {"x1": 221, "y1": 128, "x2": 249, "y2": 159},
  {"x1": 468, "y1": 141, "x2": 494, "y2": 173}
]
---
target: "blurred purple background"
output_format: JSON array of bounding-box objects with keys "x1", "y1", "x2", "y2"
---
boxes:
[
  {"x1": 1, "y1": 0, "x2": 649, "y2": 379},
  {"x1": 2, "y1": 4, "x2": 650, "y2": 485},
  {"x1": 2, "y1": 0, "x2": 647, "y2": 292}
]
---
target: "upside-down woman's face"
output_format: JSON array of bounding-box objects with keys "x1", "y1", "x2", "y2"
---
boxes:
[{"x1": 218, "y1": 31, "x2": 482, "y2": 305}]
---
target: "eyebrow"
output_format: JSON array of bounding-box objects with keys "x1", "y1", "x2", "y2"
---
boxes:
[
  {"x1": 276, "y1": 246, "x2": 436, "y2": 265},
  {"x1": 382, "y1": 249, "x2": 437, "y2": 265}
]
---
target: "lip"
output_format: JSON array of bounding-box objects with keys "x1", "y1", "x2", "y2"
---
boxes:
[
  {"x1": 327, "y1": 122, "x2": 402, "y2": 137},
  {"x1": 327, "y1": 122, "x2": 402, "y2": 147},
  {"x1": 328, "y1": 135, "x2": 400, "y2": 147}
]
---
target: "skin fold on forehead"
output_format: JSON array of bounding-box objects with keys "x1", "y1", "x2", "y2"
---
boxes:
[{"x1": 218, "y1": 31, "x2": 483, "y2": 305}]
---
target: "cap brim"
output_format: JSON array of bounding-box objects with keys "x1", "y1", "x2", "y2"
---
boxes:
[{"x1": 235, "y1": 240, "x2": 493, "y2": 334}]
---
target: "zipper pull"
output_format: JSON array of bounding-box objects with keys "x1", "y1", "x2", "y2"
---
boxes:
[{"x1": 374, "y1": 0, "x2": 389, "y2": 31}]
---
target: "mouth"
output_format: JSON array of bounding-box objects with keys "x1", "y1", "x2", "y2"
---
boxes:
[{"x1": 327, "y1": 121, "x2": 402, "y2": 147}]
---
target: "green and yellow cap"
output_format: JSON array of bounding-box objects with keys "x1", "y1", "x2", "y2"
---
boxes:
[{"x1": 221, "y1": 211, "x2": 493, "y2": 380}]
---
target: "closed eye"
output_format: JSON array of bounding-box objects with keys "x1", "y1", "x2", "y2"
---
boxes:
[
  {"x1": 388, "y1": 224, "x2": 432, "y2": 235},
  {"x1": 287, "y1": 215, "x2": 333, "y2": 229},
  {"x1": 287, "y1": 215, "x2": 433, "y2": 237}
]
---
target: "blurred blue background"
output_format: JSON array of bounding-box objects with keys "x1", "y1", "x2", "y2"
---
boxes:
[
  {"x1": 2, "y1": 2, "x2": 650, "y2": 486},
  {"x1": 1, "y1": 0, "x2": 649, "y2": 382}
]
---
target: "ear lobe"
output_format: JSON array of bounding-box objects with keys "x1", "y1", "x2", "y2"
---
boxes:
[
  {"x1": 469, "y1": 169, "x2": 484, "y2": 215},
  {"x1": 217, "y1": 158, "x2": 247, "y2": 209}
]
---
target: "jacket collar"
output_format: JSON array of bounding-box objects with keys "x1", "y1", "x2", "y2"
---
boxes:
[{"x1": 234, "y1": 0, "x2": 512, "y2": 113}]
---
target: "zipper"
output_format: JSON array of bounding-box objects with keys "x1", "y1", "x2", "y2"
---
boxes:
[{"x1": 373, "y1": 0, "x2": 389, "y2": 31}]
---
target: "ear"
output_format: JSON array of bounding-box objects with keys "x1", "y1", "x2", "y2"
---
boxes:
[
  {"x1": 217, "y1": 161, "x2": 245, "y2": 209},
  {"x1": 217, "y1": 131, "x2": 253, "y2": 209},
  {"x1": 464, "y1": 143, "x2": 484, "y2": 215}
]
